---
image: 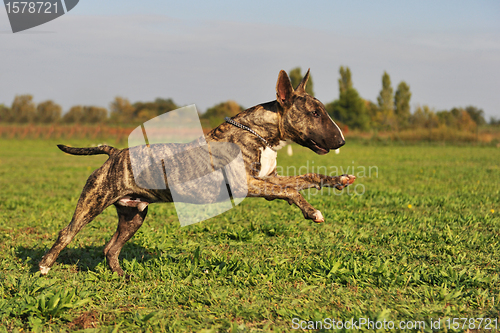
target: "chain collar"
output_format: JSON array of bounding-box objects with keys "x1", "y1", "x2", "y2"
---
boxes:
[{"x1": 225, "y1": 117, "x2": 276, "y2": 151}]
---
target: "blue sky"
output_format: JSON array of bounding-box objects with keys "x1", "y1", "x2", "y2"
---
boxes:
[
  {"x1": 78, "y1": 0, "x2": 500, "y2": 34},
  {"x1": 1, "y1": 0, "x2": 499, "y2": 118}
]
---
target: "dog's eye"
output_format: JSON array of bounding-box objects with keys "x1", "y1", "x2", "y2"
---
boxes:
[{"x1": 311, "y1": 110, "x2": 320, "y2": 118}]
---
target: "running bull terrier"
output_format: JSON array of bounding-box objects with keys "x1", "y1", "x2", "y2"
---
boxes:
[{"x1": 39, "y1": 69, "x2": 356, "y2": 276}]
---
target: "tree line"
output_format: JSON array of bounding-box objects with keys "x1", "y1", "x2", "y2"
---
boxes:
[
  {"x1": 0, "y1": 67, "x2": 496, "y2": 131},
  {"x1": 324, "y1": 67, "x2": 492, "y2": 132}
]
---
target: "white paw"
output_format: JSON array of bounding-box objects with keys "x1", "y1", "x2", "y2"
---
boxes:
[
  {"x1": 340, "y1": 174, "x2": 356, "y2": 185},
  {"x1": 40, "y1": 266, "x2": 50, "y2": 275},
  {"x1": 313, "y1": 210, "x2": 324, "y2": 223}
]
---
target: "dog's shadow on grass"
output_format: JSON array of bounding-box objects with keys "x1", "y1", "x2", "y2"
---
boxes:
[{"x1": 16, "y1": 243, "x2": 154, "y2": 274}]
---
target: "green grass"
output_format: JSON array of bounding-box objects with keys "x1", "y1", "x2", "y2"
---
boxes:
[{"x1": 0, "y1": 139, "x2": 499, "y2": 332}]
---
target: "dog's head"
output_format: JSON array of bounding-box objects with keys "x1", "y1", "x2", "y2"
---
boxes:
[{"x1": 276, "y1": 69, "x2": 345, "y2": 155}]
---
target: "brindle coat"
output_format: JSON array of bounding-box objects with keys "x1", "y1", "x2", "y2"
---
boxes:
[{"x1": 39, "y1": 69, "x2": 355, "y2": 276}]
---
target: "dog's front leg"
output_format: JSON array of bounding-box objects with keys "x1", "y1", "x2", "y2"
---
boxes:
[
  {"x1": 246, "y1": 177, "x2": 324, "y2": 223},
  {"x1": 265, "y1": 173, "x2": 356, "y2": 191}
]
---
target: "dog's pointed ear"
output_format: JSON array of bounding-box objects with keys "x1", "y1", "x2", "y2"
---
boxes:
[
  {"x1": 276, "y1": 70, "x2": 294, "y2": 108},
  {"x1": 295, "y1": 68, "x2": 310, "y2": 94}
]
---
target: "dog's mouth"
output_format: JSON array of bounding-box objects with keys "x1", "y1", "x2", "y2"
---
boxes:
[{"x1": 309, "y1": 139, "x2": 329, "y2": 155}]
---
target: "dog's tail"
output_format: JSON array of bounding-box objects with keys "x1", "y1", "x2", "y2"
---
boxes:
[{"x1": 57, "y1": 144, "x2": 119, "y2": 156}]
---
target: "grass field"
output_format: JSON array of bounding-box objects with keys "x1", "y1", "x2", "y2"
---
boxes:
[{"x1": 0, "y1": 139, "x2": 499, "y2": 332}]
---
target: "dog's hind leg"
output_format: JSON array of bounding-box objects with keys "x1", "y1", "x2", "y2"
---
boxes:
[
  {"x1": 103, "y1": 205, "x2": 148, "y2": 276},
  {"x1": 39, "y1": 199, "x2": 111, "y2": 275},
  {"x1": 39, "y1": 171, "x2": 115, "y2": 275}
]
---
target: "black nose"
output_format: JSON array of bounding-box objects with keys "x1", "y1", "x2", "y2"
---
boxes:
[{"x1": 334, "y1": 138, "x2": 345, "y2": 149}]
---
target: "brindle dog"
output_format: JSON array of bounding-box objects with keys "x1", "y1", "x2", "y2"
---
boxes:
[{"x1": 39, "y1": 69, "x2": 356, "y2": 276}]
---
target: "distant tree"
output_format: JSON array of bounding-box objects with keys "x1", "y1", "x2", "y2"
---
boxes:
[
  {"x1": 490, "y1": 117, "x2": 500, "y2": 126},
  {"x1": 63, "y1": 106, "x2": 107, "y2": 123},
  {"x1": 464, "y1": 106, "x2": 485, "y2": 126},
  {"x1": 376, "y1": 72, "x2": 396, "y2": 129},
  {"x1": 365, "y1": 100, "x2": 379, "y2": 124},
  {"x1": 410, "y1": 105, "x2": 439, "y2": 128},
  {"x1": 338, "y1": 66, "x2": 352, "y2": 94},
  {"x1": 133, "y1": 98, "x2": 178, "y2": 122},
  {"x1": 201, "y1": 100, "x2": 243, "y2": 129},
  {"x1": 289, "y1": 67, "x2": 314, "y2": 96},
  {"x1": 136, "y1": 108, "x2": 157, "y2": 123},
  {"x1": 82, "y1": 106, "x2": 107, "y2": 123},
  {"x1": 110, "y1": 97, "x2": 136, "y2": 123},
  {"x1": 394, "y1": 81, "x2": 411, "y2": 129},
  {"x1": 327, "y1": 90, "x2": 369, "y2": 131},
  {"x1": 153, "y1": 98, "x2": 178, "y2": 115},
  {"x1": 63, "y1": 106, "x2": 84, "y2": 123},
  {"x1": 450, "y1": 107, "x2": 461, "y2": 120},
  {"x1": 456, "y1": 109, "x2": 477, "y2": 131},
  {"x1": 36, "y1": 100, "x2": 62, "y2": 123},
  {"x1": 11, "y1": 94, "x2": 36, "y2": 123},
  {"x1": 437, "y1": 107, "x2": 481, "y2": 131},
  {"x1": 436, "y1": 109, "x2": 457, "y2": 128},
  {"x1": 326, "y1": 66, "x2": 370, "y2": 130},
  {"x1": 378, "y1": 72, "x2": 394, "y2": 111},
  {"x1": 0, "y1": 104, "x2": 13, "y2": 123}
]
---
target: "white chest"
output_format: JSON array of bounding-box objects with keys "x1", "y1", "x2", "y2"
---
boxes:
[{"x1": 258, "y1": 141, "x2": 287, "y2": 177}]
